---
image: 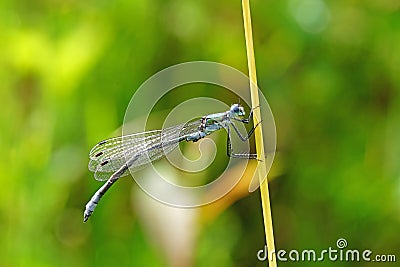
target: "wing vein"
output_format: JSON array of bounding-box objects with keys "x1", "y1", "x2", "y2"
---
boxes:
[{"x1": 88, "y1": 120, "x2": 201, "y2": 181}]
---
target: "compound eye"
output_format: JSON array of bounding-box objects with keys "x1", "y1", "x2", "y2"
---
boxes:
[{"x1": 231, "y1": 105, "x2": 239, "y2": 113}]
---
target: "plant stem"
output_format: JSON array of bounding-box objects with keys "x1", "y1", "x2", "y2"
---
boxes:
[{"x1": 241, "y1": 1, "x2": 277, "y2": 266}]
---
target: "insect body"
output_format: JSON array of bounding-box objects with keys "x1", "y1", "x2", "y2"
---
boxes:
[{"x1": 84, "y1": 104, "x2": 260, "y2": 222}]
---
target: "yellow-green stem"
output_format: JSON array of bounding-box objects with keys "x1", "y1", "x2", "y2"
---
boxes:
[{"x1": 241, "y1": 1, "x2": 277, "y2": 266}]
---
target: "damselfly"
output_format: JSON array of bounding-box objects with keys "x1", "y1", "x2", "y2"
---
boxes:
[{"x1": 84, "y1": 104, "x2": 261, "y2": 222}]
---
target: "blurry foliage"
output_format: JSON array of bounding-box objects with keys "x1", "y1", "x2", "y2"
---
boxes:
[{"x1": 1, "y1": 0, "x2": 399, "y2": 266}]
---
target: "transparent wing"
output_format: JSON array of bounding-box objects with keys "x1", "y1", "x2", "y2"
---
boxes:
[
  {"x1": 88, "y1": 120, "x2": 201, "y2": 181},
  {"x1": 92, "y1": 171, "x2": 130, "y2": 182}
]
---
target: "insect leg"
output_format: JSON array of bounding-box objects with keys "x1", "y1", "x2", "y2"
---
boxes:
[
  {"x1": 226, "y1": 126, "x2": 258, "y2": 159},
  {"x1": 230, "y1": 120, "x2": 262, "y2": 141}
]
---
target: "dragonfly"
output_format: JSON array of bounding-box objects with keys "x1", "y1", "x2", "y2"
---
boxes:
[{"x1": 84, "y1": 104, "x2": 261, "y2": 222}]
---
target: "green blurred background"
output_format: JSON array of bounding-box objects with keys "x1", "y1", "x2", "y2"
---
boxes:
[{"x1": 1, "y1": 0, "x2": 399, "y2": 266}]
